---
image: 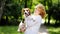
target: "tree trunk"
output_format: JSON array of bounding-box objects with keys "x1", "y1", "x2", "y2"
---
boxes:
[
  {"x1": 0, "y1": 0, "x2": 6, "y2": 21},
  {"x1": 24, "y1": 0, "x2": 27, "y2": 8},
  {"x1": 47, "y1": 0, "x2": 52, "y2": 25},
  {"x1": 48, "y1": 15, "x2": 50, "y2": 25}
]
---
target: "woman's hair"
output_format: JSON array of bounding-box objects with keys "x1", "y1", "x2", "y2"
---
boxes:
[{"x1": 35, "y1": 4, "x2": 46, "y2": 18}]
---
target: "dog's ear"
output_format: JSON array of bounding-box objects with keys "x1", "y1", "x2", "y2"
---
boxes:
[
  {"x1": 28, "y1": 8, "x2": 31, "y2": 15},
  {"x1": 28, "y1": 8, "x2": 30, "y2": 12}
]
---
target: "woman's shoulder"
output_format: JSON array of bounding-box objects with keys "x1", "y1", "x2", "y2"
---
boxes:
[
  {"x1": 31, "y1": 14, "x2": 42, "y2": 20},
  {"x1": 27, "y1": 14, "x2": 42, "y2": 20},
  {"x1": 31, "y1": 14, "x2": 42, "y2": 18}
]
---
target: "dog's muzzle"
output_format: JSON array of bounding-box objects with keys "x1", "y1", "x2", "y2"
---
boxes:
[{"x1": 24, "y1": 11, "x2": 29, "y2": 16}]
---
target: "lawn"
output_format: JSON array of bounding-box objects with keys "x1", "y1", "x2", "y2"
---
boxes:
[
  {"x1": 47, "y1": 26, "x2": 60, "y2": 34},
  {"x1": 0, "y1": 26, "x2": 60, "y2": 34},
  {"x1": 0, "y1": 26, "x2": 23, "y2": 34}
]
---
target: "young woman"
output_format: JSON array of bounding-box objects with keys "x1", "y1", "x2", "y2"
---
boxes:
[{"x1": 24, "y1": 4, "x2": 46, "y2": 34}]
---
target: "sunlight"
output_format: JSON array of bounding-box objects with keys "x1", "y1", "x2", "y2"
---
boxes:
[{"x1": 39, "y1": 32, "x2": 48, "y2": 34}]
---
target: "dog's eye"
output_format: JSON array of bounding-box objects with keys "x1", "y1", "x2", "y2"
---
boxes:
[{"x1": 26, "y1": 10, "x2": 28, "y2": 11}]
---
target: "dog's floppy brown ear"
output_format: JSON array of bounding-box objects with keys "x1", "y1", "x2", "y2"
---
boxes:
[{"x1": 28, "y1": 8, "x2": 31, "y2": 15}]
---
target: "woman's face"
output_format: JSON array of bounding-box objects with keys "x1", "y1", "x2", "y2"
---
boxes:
[{"x1": 34, "y1": 7, "x2": 42, "y2": 15}]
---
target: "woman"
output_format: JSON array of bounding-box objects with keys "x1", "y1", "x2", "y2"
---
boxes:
[{"x1": 24, "y1": 4, "x2": 46, "y2": 34}]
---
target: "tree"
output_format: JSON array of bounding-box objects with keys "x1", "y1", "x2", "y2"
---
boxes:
[
  {"x1": 24, "y1": 0, "x2": 27, "y2": 8},
  {"x1": 47, "y1": 0, "x2": 52, "y2": 25},
  {"x1": 0, "y1": 0, "x2": 6, "y2": 21}
]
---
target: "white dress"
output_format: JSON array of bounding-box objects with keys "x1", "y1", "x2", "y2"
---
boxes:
[{"x1": 24, "y1": 15, "x2": 42, "y2": 34}]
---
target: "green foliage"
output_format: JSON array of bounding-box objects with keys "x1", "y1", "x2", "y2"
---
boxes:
[
  {"x1": 2, "y1": 0, "x2": 22, "y2": 25},
  {"x1": 1, "y1": 0, "x2": 60, "y2": 25}
]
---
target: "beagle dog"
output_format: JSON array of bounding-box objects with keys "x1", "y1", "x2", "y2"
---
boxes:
[
  {"x1": 22, "y1": 8, "x2": 31, "y2": 17},
  {"x1": 17, "y1": 8, "x2": 31, "y2": 32}
]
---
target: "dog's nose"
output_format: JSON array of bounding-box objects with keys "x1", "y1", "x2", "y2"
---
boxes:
[
  {"x1": 24, "y1": 11, "x2": 28, "y2": 14},
  {"x1": 24, "y1": 12, "x2": 27, "y2": 14}
]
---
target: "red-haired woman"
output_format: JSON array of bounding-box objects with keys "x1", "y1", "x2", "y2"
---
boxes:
[{"x1": 24, "y1": 4, "x2": 46, "y2": 34}]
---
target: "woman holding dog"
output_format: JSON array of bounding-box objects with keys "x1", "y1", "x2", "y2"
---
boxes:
[{"x1": 24, "y1": 3, "x2": 46, "y2": 34}]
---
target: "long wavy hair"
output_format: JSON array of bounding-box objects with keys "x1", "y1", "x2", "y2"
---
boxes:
[{"x1": 35, "y1": 4, "x2": 46, "y2": 18}]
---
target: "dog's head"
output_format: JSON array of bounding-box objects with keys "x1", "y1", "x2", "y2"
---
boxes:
[{"x1": 22, "y1": 8, "x2": 30, "y2": 17}]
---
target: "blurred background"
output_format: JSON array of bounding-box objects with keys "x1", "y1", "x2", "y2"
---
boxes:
[{"x1": 0, "y1": 0, "x2": 60, "y2": 34}]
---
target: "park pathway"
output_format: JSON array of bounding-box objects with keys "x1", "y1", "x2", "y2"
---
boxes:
[{"x1": 38, "y1": 24, "x2": 49, "y2": 34}]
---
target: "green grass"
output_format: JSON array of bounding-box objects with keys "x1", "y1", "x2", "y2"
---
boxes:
[
  {"x1": 0, "y1": 26, "x2": 60, "y2": 34},
  {"x1": 47, "y1": 26, "x2": 60, "y2": 34},
  {"x1": 0, "y1": 26, "x2": 23, "y2": 34}
]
